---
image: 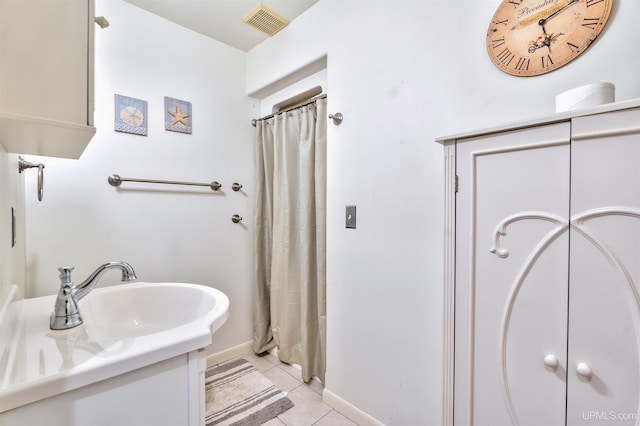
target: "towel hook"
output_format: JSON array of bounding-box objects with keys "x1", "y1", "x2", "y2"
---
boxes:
[
  {"x1": 328, "y1": 112, "x2": 343, "y2": 126},
  {"x1": 18, "y1": 157, "x2": 45, "y2": 202}
]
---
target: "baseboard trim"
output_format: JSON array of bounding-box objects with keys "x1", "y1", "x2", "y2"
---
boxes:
[
  {"x1": 206, "y1": 340, "x2": 254, "y2": 367},
  {"x1": 208, "y1": 343, "x2": 384, "y2": 425},
  {"x1": 322, "y1": 388, "x2": 385, "y2": 426}
]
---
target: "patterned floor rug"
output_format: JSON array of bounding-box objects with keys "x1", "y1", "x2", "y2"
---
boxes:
[{"x1": 205, "y1": 357, "x2": 294, "y2": 426}]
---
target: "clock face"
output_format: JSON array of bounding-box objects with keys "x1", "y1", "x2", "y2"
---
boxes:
[{"x1": 486, "y1": 0, "x2": 613, "y2": 77}]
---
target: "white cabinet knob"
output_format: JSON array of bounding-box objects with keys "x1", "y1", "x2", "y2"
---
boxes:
[
  {"x1": 576, "y1": 362, "x2": 593, "y2": 378},
  {"x1": 544, "y1": 354, "x2": 559, "y2": 369}
]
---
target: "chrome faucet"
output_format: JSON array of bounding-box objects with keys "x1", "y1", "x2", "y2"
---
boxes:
[{"x1": 50, "y1": 262, "x2": 138, "y2": 330}]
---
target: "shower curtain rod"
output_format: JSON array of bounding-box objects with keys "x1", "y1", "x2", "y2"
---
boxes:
[{"x1": 251, "y1": 93, "x2": 327, "y2": 127}]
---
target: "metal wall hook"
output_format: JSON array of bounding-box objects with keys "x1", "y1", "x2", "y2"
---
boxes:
[
  {"x1": 18, "y1": 156, "x2": 45, "y2": 201},
  {"x1": 328, "y1": 112, "x2": 343, "y2": 125},
  {"x1": 94, "y1": 16, "x2": 110, "y2": 28},
  {"x1": 231, "y1": 182, "x2": 243, "y2": 192},
  {"x1": 231, "y1": 214, "x2": 243, "y2": 224}
]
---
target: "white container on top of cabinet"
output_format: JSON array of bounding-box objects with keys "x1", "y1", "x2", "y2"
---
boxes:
[{"x1": 0, "y1": 0, "x2": 96, "y2": 159}]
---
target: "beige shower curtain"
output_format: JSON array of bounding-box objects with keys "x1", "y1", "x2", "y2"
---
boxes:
[{"x1": 253, "y1": 97, "x2": 327, "y2": 383}]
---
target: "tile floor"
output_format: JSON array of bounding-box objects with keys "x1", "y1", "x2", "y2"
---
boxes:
[{"x1": 230, "y1": 352, "x2": 358, "y2": 426}]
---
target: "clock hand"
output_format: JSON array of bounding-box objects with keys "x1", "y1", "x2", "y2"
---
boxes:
[
  {"x1": 538, "y1": 0, "x2": 580, "y2": 27},
  {"x1": 538, "y1": 0, "x2": 579, "y2": 52}
]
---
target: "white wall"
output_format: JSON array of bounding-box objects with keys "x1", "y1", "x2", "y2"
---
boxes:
[
  {"x1": 247, "y1": 0, "x2": 640, "y2": 424},
  {"x1": 23, "y1": 0, "x2": 256, "y2": 355},
  {"x1": 259, "y1": 68, "x2": 327, "y2": 117},
  {"x1": 0, "y1": 150, "x2": 26, "y2": 301}
]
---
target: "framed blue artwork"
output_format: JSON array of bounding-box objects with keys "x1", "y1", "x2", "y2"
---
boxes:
[
  {"x1": 114, "y1": 94, "x2": 147, "y2": 136},
  {"x1": 165, "y1": 97, "x2": 192, "y2": 134}
]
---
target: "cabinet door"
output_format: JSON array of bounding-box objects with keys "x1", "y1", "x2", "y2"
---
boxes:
[
  {"x1": 455, "y1": 123, "x2": 571, "y2": 425},
  {"x1": 0, "y1": 0, "x2": 95, "y2": 159},
  {"x1": 567, "y1": 108, "x2": 640, "y2": 425},
  {"x1": 0, "y1": 0, "x2": 92, "y2": 125}
]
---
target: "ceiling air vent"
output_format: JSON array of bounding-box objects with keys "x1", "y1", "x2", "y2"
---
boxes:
[{"x1": 243, "y1": 3, "x2": 290, "y2": 36}]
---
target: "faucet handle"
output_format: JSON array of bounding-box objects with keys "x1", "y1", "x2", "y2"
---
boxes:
[
  {"x1": 58, "y1": 266, "x2": 75, "y2": 284},
  {"x1": 51, "y1": 266, "x2": 82, "y2": 330}
]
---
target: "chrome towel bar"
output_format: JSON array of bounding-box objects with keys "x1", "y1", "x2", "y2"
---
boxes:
[{"x1": 108, "y1": 174, "x2": 222, "y2": 191}]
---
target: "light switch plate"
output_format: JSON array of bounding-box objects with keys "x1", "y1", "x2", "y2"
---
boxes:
[{"x1": 346, "y1": 205, "x2": 356, "y2": 229}]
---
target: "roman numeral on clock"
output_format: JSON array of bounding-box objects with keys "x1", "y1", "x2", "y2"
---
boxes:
[
  {"x1": 541, "y1": 54, "x2": 554, "y2": 68},
  {"x1": 496, "y1": 48, "x2": 514, "y2": 66},
  {"x1": 515, "y1": 57, "x2": 530, "y2": 71},
  {"x1": 582, "y1": 18, "x2": 600, "y2": 29},
  {"x1": 567, "y1": 42, "x2": 580, "y2": 53},
  {"x1": 491, "y1": 37, "x2": 506, "y2": 49},
  {"x1": 586, "y1": 0, "x2": 604, "y2": 7}
]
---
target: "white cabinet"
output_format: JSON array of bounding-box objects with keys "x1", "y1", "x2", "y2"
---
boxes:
[
  {"x1": 0, "y1": 352, "x2": 206, "y2": 426},
  {"x1": 0, "y1": 0, "x2": 96, "y2": 159},
  {"x1": 439, "y1": 101, "x2": 640, "y2": 425},
  {"x1": 567, "y1": 107, "x2": 640, "y2": 425}
]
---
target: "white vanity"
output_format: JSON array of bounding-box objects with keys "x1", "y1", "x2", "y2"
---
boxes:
[
  {"x1": 438, "y1": 98, "x2": 640, "y2": 425},
  {"x1": 0, "y1": 282, "x2": 229, "y2": 426}
]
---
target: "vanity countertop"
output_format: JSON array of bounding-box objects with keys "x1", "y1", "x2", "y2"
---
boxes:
[{"x1": 0, "y1": 282, "x2": 229, "y2": 413}]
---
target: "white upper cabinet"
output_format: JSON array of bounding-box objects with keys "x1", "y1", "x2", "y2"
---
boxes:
[{"x1": 0, "y1": 0, "x2": 95, "y2": 159}]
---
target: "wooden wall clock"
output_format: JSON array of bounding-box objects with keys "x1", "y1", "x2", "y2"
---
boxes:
[{"x1": 486, "y1": 0, "x2": 613, "y2": 77}]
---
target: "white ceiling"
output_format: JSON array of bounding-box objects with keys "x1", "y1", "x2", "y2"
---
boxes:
[{"x1": 122, "y1": 0, "x2": 319, "y2": 52}]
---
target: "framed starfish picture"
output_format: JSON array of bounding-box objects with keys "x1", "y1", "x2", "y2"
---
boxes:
[{"x1": 164, "y1": 96, "x2": 192, "y2": 134}]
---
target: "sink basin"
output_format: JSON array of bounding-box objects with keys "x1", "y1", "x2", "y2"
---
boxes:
[
  {"x1": 0, "y1": 281, "x2": 230, "y2": 413},
  {"x1": 80, "y1": 282, "x2": 228, "y2": 340}
]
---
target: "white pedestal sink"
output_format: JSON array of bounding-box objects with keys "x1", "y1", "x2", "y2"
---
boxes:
[{"x1": 0, "y1": 282, "x2": 230, "y2": 426}]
